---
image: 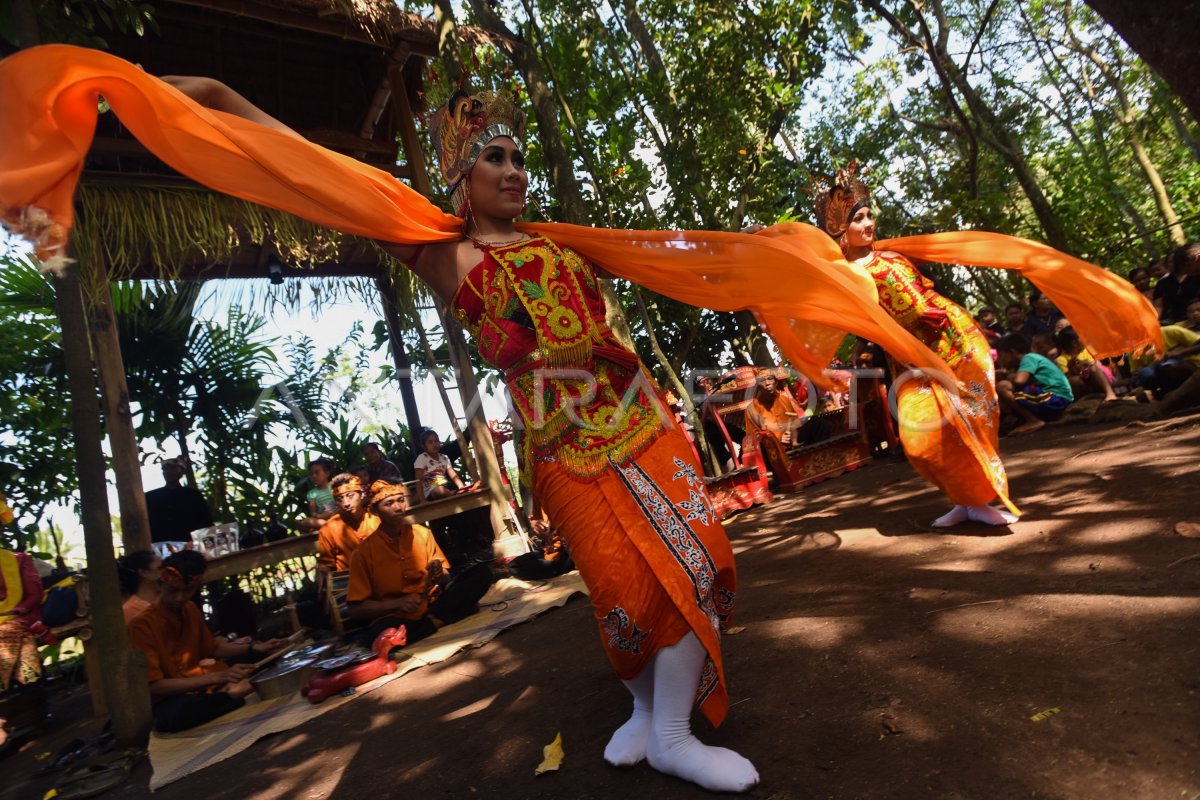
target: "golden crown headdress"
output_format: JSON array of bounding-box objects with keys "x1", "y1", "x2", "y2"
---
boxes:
[
  {"x1": 807, "y1": 159, "x2": 872, "y2": 239},
  {"x1": 429, "y1": 89, "x2": 526, "y2": 214}
]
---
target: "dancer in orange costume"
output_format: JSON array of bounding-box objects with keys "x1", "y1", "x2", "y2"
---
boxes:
[{"x1": 808, "y1": 163, "x2": 1013, "y2": 526}]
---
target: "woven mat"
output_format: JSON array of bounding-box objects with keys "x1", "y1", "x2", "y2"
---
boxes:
[{"x1": 148, "y1": 573, "x2": 587, "y2": 791}]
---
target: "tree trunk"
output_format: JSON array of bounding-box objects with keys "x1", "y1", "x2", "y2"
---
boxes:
[
  {"x1": 375, "y1": 274, "x2": 425, "y2": 440},
  {"x1": 631, "y1": 287, "x2": 720, "y2": 476},
  {"x1": 1084, "y1": 0, "x2": 1200, "y2": 122},
  {"x1": 866, "y1": 0, "x2": 1074, "y2": 253},
  {"x1": 54, "y1": 265, "x2": 151, "y2": 744},
  {"x1": 84, "y1": 249, "x2": 152, "y2": 553}
]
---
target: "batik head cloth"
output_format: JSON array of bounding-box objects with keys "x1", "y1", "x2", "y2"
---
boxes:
[
  {"x1": 369, "y1": 480, "x2": 408, "y2": 507},
  {"x1": 331, "y1": 476, "x2": 365, "y2": 497},
  {"x1": 430, "y1": 90, "x2": 526, "y2": 215},
  {"x1": 808, "y1": 159, "x2": 872, "y2": 240}
]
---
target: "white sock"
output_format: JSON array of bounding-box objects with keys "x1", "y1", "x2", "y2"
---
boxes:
[
  {"x1": 931, "y1": 505, "x2": 969, "y2": 528},
  {"x1": 645, "y1": 633, "x2": 759, "y2": 793},
  {"x1": 967, "y1": 505, "x2": 1018, "y2": 525},
  {"x1": 604, "y1": 668, "x2": 654, "y2": 766}
]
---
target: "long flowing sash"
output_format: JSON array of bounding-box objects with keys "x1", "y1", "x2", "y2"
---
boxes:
[{"x1": 0, "y1": 46, "x2": 1160, "y2": 385}]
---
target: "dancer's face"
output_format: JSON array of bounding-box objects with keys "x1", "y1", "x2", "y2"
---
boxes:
[
  {"x1": 844, "y1": 206, "x2": 875, "y2": 249},
  {"x1": 468, "y1": 137, "x2": 528, "y2": 220}
]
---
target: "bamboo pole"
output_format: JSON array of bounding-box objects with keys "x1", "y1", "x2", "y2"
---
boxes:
[
  {"x1": 84, "y1": 246, "x2": 152, "y2": 553},
  {"x1": 412, "y1": 316, "x2": 479, "y2": 481},
  {"x1": 54, "y1": 264, "x2": 152, "y2": 743}
]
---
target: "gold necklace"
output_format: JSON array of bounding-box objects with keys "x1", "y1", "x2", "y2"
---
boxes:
[{"x1": 465, "y1": 228, "x2": 530, "y2": 248}]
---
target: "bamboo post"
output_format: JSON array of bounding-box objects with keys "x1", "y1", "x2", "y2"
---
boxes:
[
  {"x1": 438, "y1": 307, "x2": 514, "y2": 549},
  {"x1": 413, "y1": 319, "x2": 479, "y2": 481},
  {"x1": 84, "y1": 245, "x2": 152, "y2": 553},
  {"x1": 374, "y1": 273, "x2": 424, "y2": 440},
  {"x1": 54, "y1": 264, "x2": 152, "y2": 743}
]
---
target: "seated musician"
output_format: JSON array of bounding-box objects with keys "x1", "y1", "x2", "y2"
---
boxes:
[
  {"x1": 743, "y1": 372, "x2": 802, "y2": 445},
  {"x1": 316, "y1": 474, "x2": 380, "y2": 574},
  {"x1": 346, "y1": 481, "x2": 494, "y2": 646},
  {"x1": 127, "y1": 551, "x2": 286, "y2": 733}
]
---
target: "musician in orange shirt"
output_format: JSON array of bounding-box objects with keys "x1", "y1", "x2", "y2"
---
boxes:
[
  {"x1": 127, "y1": 550, "x2": 286, "y2": 732},
  {"x1": 316, "y1": 474, "x2": 380, "y2": 573},
  {"x1": 742, "y1": 371, "x2": 802, "y2": 445},
  {"x1": 346, "y1": 481, "x2": 494, "y2": 646}
]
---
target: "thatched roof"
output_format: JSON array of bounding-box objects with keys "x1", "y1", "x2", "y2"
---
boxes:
[{"x1": 82, "y1": 0, "x2": 474, "y2": 285}]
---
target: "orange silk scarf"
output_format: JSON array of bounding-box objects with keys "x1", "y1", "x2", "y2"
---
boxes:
[{"x1": 0, "y1": 45, "x2": 1160, "y2": 385}]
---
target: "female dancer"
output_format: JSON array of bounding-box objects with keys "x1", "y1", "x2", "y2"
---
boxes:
[
  {"x1": 149, "y1": 81, "x2": 759, "y2": 791},
  {"x1": 812, "y1": 163, "x2": 1016, "y2": 527}
]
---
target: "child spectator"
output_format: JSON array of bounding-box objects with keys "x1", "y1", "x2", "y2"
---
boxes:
[
  {"x1": 117, "y1": 550, "x2": 161, "y2": 625},
  {"x1": 1054, "y1": 326, "x2": 1117, "y2": 401},
  {"x1": 413, "y1": 430, "x2": 465, "y2": 502},
  {"x1": 1136, "y1": 324, "x2": 1200, "y2": 397},
  {"x1": 1154, "y1": 242, "x2": 1200, "y2": 323},
  {"x1": 974, "y1": 306, "x2": 1004, "y2": 343},
  {"x1": 995, "y1": 333, "x2": 1074, "y2": 435},
  {"x1": 1030, "y1": 332, "x2": 1058, "y2": 361},
  {"x1": 1182, "y1": 298, "x2": 1200, "y2": 332},
  {"x1": 1004, "y1": 302, "x2": 1025, "y2": 334},
  {"x1": 298, "y1": 457, "x2": 337, "y2": 533},
  {"x1": 1127, "y1": 266, "x2": 1155, "y2": 303}
]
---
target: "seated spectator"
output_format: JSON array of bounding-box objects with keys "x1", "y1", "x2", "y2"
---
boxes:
[
  {"x1": 414, "y1": 430, "x2": 466, "y2": 503},
  {"x1": 1136, "y1": 324, "x2": 1200, "y2": 397},
  {"x1": 144, "y1": 457, "x2": 213, "y2": 545},
  {"x1": 1154, "y1": 243, "x2": 1200, "y2": 323},
  {"x1": 362, "y1": 442, "x2": 403, "y2": 483},
  {"x1": 1149, "y1": 259, "x2": 1170, "y2": 282},
  {"x1": 347, "y1": 482, "x2": 494, "y2": 646},
  {"x1": 1054, "y1": 327, "x2": 1117, "y2": 402},
  {"x1": 743, "y1": 372, "x2": 801, "y2": 445},
  {"x1": 0, "y1": 547, "x2": 45, "y2": 697},
  {"x1": 974, "y1": 306, "x2": 1004, "y2": 344},
  {"x1": 1127, "y1": 266, "x2": 1155, "y2": 304},
  {"x1": 1030, "y1": 332, "x2": 1058, "y2": 361},
  {"x1": 297, "y1": 457, "x2": 337, "y2": 533},
  {"x1": 1021, "y1": 293, "x2": 1063, "y2": 338},
  {"x1": 350, "y1": 464, "x2": 372, "y2": 486},
  {"x1": 117, "y1": 550, "x2": 161, "y2": 625},
  {"x1": 127, "y1": 551, "x2": 286, "y2": 733},
  {"x1": 995, "y1": 333, "x2": 1074, "y2": 435},
  {"x1": 1004, "y1": 302, "x2": 1025, "y2": 334},
  {"x1": 317, "y1": 474, "x2": 379, "y2": 573},
  {"x1": 1182, "y1": 298, "x2": 1200, "y2": 332}
]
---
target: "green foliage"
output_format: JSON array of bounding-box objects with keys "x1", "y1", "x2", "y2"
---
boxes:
[
  {"x1": 0, "y1": 0, "x2": 158, "y2": 50},
  {"x1": 0, "y1": 251, "x2": 74, "y2": 550}
]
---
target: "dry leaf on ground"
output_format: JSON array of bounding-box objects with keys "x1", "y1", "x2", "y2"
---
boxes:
[{"x1": 534, "y1": 732, "x2": 564, "y2": 775}]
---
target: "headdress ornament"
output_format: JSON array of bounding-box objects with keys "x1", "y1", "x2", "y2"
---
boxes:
[
  {"x1": 807, "y1": 159, "x2": 872, "y2": 239},
  {"x1": 161, "y1": 565, "x2": 205, "y2": 593},
  {"x1": 331, "y1": 477, "x2": 365, "y2": 497},
  {"x1": 369, "y1": 480, "x2": 408, "y2": 507},
  {"x1": 430, "y1": 89, "x2": 526, "y2": 215}
]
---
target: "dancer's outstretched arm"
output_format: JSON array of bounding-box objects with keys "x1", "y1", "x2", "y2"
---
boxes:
[{"x1": 159, "y1": 75, "x2": 299, "y2": 137}]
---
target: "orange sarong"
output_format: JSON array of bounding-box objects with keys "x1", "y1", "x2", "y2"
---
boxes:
[{"x1": 534, "y1": 425, "x2": 735, "y2": 725}]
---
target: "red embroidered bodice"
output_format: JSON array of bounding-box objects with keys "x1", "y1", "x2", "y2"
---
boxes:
[
  {"x1": 863, "y1": 251, "x2": 978, "y2": 365},
  {"x1": 452, "y1": 236, "x2": 667, "y2": 478}
]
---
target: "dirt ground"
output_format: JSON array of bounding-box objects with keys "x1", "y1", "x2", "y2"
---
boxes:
[{"x1": 4, "y1": 416, "x2": 1199, "y2": 800}]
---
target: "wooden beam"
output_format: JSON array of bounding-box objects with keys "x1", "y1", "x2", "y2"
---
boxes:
[
  {"x1": 53, "y1": 263, "x2": 151, "y2": 741},
  {"x1": 359, "y1": 41, "x2": 412, "y2": 141},
  {"x1": 203, "y1": 490, "x2": 491, "y2": 580},
  {"x1": 392, "y1": 73, "x2": 436, "y2": 198},
  {"x1": 84, "y1": 244, "x2": 153, "y2": 553}
]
